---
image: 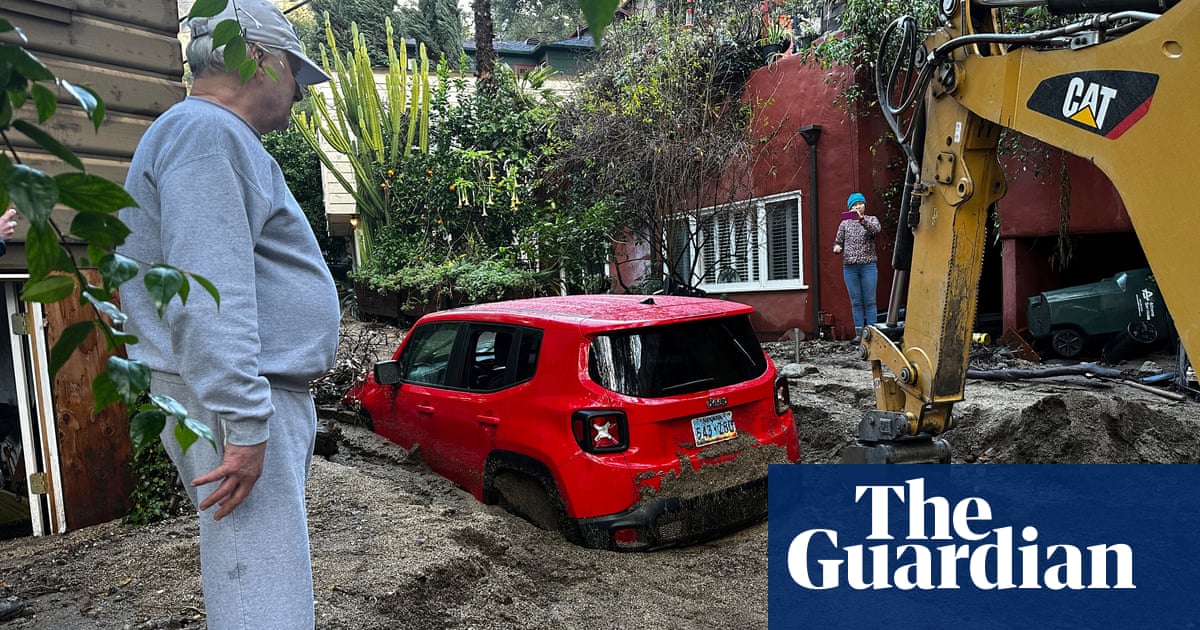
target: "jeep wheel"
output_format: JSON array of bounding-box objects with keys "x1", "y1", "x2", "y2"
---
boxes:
[
  {"x1": 1051, "y1": 327, "x2": 1085, "y2": 358},
  {"x1": 494, "y1": 471, "x2": 563, "y2": 531}
]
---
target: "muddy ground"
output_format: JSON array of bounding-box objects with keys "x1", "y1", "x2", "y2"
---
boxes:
[{"x1": 2, "y1": 323, "x2": 1199, "y2": 629}]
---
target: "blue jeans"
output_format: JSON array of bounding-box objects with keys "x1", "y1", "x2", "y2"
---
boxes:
[{"x1": 843, "y1": 262, "x2": 878, "y2": 330}]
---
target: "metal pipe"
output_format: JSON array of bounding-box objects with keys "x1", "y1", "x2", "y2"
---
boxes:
[
  {"x1": 887, "y1": 163, "x2": 919, "y2": 327},
  {"x1": 799, "y1": 125, "x2": 823, "y2": 338}
]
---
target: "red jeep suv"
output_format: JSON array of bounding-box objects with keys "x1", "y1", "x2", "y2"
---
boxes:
[{"x1": 345, "y1": 294, "x2": 798, "y2": 550}]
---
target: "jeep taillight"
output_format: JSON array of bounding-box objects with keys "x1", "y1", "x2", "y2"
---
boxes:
[
  {"x1": 571, "y1": 410, "x2": 629, "y2": 453},
  {"x1": 775, "y1": 375, "x2": 791, "y2": 415}
]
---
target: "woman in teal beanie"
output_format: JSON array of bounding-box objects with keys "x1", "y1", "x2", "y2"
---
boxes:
[{"x1": 833, "y1": 192, "x2": 881, "y2": 340}]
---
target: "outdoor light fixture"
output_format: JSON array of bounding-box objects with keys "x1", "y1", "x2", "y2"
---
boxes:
[{"x1": 348, "y1": 214, "x2": 360, "y2": 228}]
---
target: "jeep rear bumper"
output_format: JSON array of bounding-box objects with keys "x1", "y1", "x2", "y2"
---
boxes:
[{"x1": 574, "y1": 476, "x2": 768, "y2": 551}]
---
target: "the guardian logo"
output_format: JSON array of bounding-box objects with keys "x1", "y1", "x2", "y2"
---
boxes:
[
  {"x1": 769, "y1": 466, "x2": 1200, "y2": 629},
  {"x1": 786, "y1": 478, "x2": 1135, "y2": 591}
]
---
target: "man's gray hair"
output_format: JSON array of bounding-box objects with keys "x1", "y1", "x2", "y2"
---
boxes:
[{"x1": 186, "y1": 34, "x2": 239, "y2": 78}]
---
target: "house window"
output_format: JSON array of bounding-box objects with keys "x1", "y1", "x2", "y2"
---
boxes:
[{"x1": 667, "y1": 192, "x2": 806, "y2": 292}]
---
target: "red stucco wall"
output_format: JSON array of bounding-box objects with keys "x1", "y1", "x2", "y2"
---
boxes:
[
  {"x1": 738, "y1": 66, "x2": 1140, "y2": 338},
  {"x1": 609, "y1": 51, "x2": 1140, "y2": 341},
  {"x1": 734, "y1": 54, "x2": 903, "y2": 339},
  {"x1": 998, "y1": 137, "x2": 1132, "y2": 238}
]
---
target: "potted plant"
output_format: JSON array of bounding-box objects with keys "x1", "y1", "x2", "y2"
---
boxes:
[{"x1": 757, "y1": 21, "x2": 794, "y2": 64}]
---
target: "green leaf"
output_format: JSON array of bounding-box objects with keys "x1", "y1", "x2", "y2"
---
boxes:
[
  {"x1": 0, "y1": 88, "x2": 23, "y2": 126},
  {"x1": 144, "y1": 266, "x2": 184, "y2": 317},
  {"x1": 55, "y1": 172, "x2": 136, "y2": 214},
  {"x1": 12, "y1": 120, "x2": 84, "y2": 171},
  {"x1": 82, "y1": 282, "x2": 105, "y2": 298},
  {"x1": 0, "y1": 46, "x2": 54, "y2": 81},
  {"x1": 24, "y1": 222, "x2": 71, "y2": 280},
  {"x1": 177, "y1": 276, "x2": 191, "y2": 305},
  {"x1": 98, "y1": 253, "x2": 140, "y2": 289},
  {"x1": 106, "y1": 355, "x2": 151, "y2": 404},
  {"x1": 48, "y1": 320, "x2": 96, "y2": 378},
  {"x1": 6, "y1": 163, "x2": 59, "y2": 223},
  {"x1": 92, "y1": 371, "x2": 123, "y2": 414},
  {"x1": 180, "y1": 417, "x2": 217, "y2": 452},
  {"x1": 130, "y1": 409, "x2": 167, "y2": 453},
  {"x1": 104, "y1": 331, "x2": 138, "y2": 349},
  {"x1": 87, "y1": 86, "x2": 105, "y2": 131},
  {"x1": 213, "y1": 20, "x2": 242, "y2": 46},
  {"x1": 237, "y1": 58, "x2": 257, "y2": 83},
  {"x1": 30, "y1": 83, "x2": 56, "y2": 122},
  {"x1": 579, "y1": 0, "x2": 619, "y2": 46},
  {"x1": 21, "y1": 275, "x2": 75, "y2": 303},
  {"x1": 0, "y1": 95, "x2": 13, "y2": 131},
  {"x1": 187, "y1": 0, "x2": 230, "y2": 19},
  {"x1": 82, "y1": 292, "x2": 126, "y2": 325},
  {"x1": 5, "y1": 87, "x2": 28, "y2": 112},
  {"x1": 58, "y1": 80, "x2": 103, "y2": 130},
  {"x1": 174, "y1": 420, "x2": 199, "y2": 454},
  {"x1": 83, "y1": 244, "x2": 102, "y2": 269},
  {"x1": 69, "y1": 210, "x2": 132, "y2": 249},
  {"x1": 191, "y1": 273, "x2": 221, "y2": 309},
  {"x1": 0, "y1": 156, "x2": 10, "y2": 213},
  {"x1": 149, "y1": 393, "x2": 188, "y2": 419}
]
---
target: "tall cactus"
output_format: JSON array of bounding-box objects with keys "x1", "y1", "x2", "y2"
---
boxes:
[{"x1": 294, "y1": 15, "x2": 431, "y2": 260}]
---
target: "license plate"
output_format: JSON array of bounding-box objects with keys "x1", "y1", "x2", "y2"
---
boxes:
[{"x1": 691, "y1": 411, "x2": 737, "y2": 447}]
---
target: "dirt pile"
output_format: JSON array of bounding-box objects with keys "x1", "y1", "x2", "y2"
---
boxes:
[
  {"x1": 0, "y1": 330, "x2": 1198, "y2": 628},
  {"x1": 952, "y1": 392, "x2": 1200, "y2": 464},
  {"x1": 768, "y1": 339, "x2": 1200, "y2": 465}
]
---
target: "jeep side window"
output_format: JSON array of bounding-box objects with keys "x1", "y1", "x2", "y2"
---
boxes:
[
  {"x1": 467, "y1": 329, "x2": 509, "y2": 391},
  {"x1": 464, "y1": 326, "x2": 542, "y2": 391},
  {"x1": 514, "y1": 329, "x2": 541, "y2": 382},
  {"x1": 398, "y1": 323, "x2": 458, "y2": 386}
]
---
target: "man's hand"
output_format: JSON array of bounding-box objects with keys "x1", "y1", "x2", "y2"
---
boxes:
[{"x1": 193, "y1": 441, "x2": 267, "y2": 520}]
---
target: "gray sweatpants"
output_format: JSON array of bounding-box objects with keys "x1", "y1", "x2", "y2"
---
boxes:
[{"x1": 153, "y1": 371, "x2": 317, "y2": 629}]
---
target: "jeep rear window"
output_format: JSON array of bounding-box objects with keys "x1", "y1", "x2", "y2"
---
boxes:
[{"x1": 587, "y1": 314, "x2": 768, "y2": 397}]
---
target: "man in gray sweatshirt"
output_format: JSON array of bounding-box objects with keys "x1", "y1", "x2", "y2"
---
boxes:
[{"x1": 117, "y1": 1, "x2": 339, "y2": 627}]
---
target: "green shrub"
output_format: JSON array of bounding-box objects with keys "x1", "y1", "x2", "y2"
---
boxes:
[
  {"x1": 124, "y1": 440, "x2": 189, "y2": 526},
  {"x1": 353, "y1": 257, "x2": 552, "y2": 310}
]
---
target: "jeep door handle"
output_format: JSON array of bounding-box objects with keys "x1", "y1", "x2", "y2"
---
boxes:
[
  {"x1": 416, "y1": 404, "x2": 435, "y2": 414},
  {"x1": 477, "y1": 415, "x2": 500, "y2": 427}
]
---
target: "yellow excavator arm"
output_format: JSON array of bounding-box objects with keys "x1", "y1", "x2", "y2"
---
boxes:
[{"x1": 845, "y1": 0, "x2": 1196, "y2": 463}]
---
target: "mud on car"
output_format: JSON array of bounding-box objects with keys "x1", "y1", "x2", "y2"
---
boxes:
[{"x1": 344, "y1": 294, "x2": 798, "y2": 550}]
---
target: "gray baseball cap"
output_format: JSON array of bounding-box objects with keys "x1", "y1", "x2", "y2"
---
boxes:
[{"x1": 188, "y1": 0, "x2": 331, "y2": 86}]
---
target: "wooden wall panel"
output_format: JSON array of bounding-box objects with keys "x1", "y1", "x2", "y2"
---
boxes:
[
  {"x1": 10, "y1": 108, "x2": 156, "y2": 159},
  {"x1": 19, "y1": 153, "x2": 132, "y2": 183},
  {"x1": 0, "y1": 0, "x2": 73, "y2": 24},
  {"x1": 0, "y1": 13, "x2": 183, "y2": 76},
  {"x1": 74, "y1": 0, "x2": 181, "y2": 31},
  {"x1": 42, "y1": 271, "x2": 134, "y2": 530},
  {"x1": 30, "y1": 53, "x2": 185, "y2": 117}
]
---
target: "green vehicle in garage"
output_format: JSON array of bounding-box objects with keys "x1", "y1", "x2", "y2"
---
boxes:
[{"x1": 1027, "y1": 268, "x2": 1174, "y2": 359}]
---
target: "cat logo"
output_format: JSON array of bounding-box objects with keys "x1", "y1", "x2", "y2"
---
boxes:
[
  {"x1": 1026, "y1": 70, "x2": 1158, "y2": 139},
  {"x1": 1062, "y1": 78, "x2": 1118, "y2": 130}
]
